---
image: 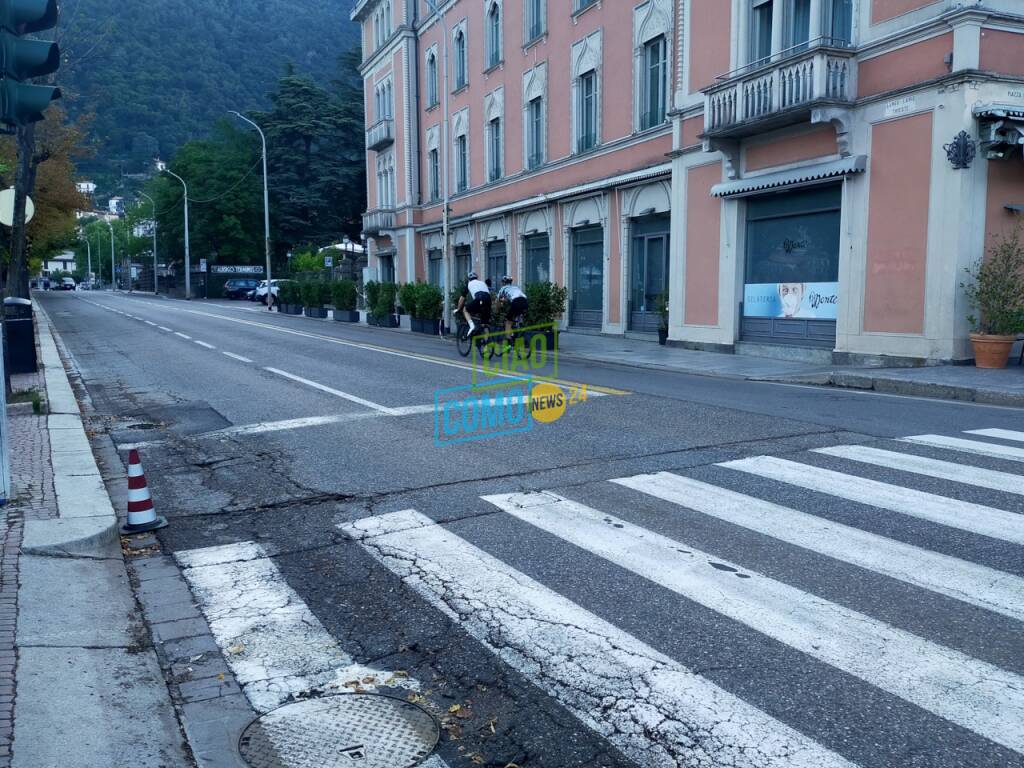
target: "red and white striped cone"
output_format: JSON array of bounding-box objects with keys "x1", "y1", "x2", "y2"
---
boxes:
[{"x1": 121, "y1": 449, "x2": 168, "y2": 534}]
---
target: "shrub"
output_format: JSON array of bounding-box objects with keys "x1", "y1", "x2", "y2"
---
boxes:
[
  {"x1": 962, "y1": 225, "x2": 1024, "y2": 336},
  {"x1": 365, "y1": 281, "x2": 380, "y2": 313},
  {"x1": 300, "y1": 280, "x2": 327, "y2": 309},
  {"x1": 525, "y1": 282, "x2": 569, "y2": 326},
  {"x1": 278, "y1": 281, "x2": 300, "y2": 305},
  {"x1": 372, "y1": 282, "x2": 397, "y2": 318},
  {"x1": 415, "y1": 283, "x2": 444, "y2": 320},
  {"x1": 398, "y1": 282, "x2": 419, "y2": 317},
  {"x1": 331, "y1": 279, "x2": 358, "y2": 311}
]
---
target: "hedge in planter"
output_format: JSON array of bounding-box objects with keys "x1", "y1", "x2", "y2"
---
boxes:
[
  {"x1": 413, "y1": 282, "x2": 444, "y2": 334},
  {"x1": 370, "y1": 282, "x2": 399, "y2": 327},
  {"x1": 301, "y1": 281, "x2": 330, "y2": 318},
  {"x1": 332, "y1": 279, "x2": 359, "y2": 322},
  {"x1": 277, "y1": 281, "x2": 303, "y2": 314},
  {"x1": 525, "y1": 281, "x2": 568, "y2": 348},
  {"x1": 398, "y1": 282, "x2": 419, "y2": 321}
]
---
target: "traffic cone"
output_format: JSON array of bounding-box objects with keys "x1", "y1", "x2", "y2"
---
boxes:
[{"x1": 121, "y1": 449, "x2": 168, "y2": 534}]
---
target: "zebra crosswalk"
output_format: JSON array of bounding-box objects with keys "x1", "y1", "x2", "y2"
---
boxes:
[{"x1": 179, "y1": 426, "x2": 1024, "y2": 767}]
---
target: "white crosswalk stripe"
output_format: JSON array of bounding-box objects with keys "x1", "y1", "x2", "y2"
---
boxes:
[
  {"x1": 814, "y1": 444, "x2": 1024, "y2": 495},
  {"x1": 719, "y1": 455, "x2": 1024, "y2": 544},
  {"x1": 965, "y1": 428, "x2": 1024, "y2": 443},
  {"x1": 611, "y1": 471, "x2": 1024, "y2": 622},
  {"x1": 483, "y1": 491, "x2": 1024, "y2": 754},
  {"x1": 901, "y1": 433, "x2": 1024, "y2": 461},
  {"x1": 342, "y1": 509, "x2": 856, "y2": 768}
]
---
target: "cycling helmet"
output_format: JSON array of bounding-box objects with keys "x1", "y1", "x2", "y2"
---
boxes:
[
  {"x1": 467, "y1": 271, "x2": 478, "y2": 280},
  {"x1": 501, "y1": 275, "x2": 513, "y2": 285}
]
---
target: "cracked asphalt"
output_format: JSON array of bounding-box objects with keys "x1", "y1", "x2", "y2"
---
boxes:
[{"x1": 39, "y1": 291, "x2": 1024, "y2": 768}]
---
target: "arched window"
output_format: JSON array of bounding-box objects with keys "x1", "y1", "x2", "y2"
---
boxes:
[
  {"x1": 426, "y1": 52, "x2": 438, "y2": 106},
  {"x1": 454, "y1": 29, "x2": 467, "y2": 89},
  {"x1": 487, "y1": 3, "x2": 501, "y2": 68},
  {"x1": 383, "y1": 1, "x2": 392, "y2": 37}
]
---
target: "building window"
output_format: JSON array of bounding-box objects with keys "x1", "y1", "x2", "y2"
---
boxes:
[
  {"x1": 426, "y1": 52, "x2": 439, "y2": 107},
  {"x1": 378, "y1": 252, "x2": 396, "y2": 284},
  {"x1": 750, "y1": 0, "x2": 773, "y2": 65},
  {"x1": 454, "y1": 244, "x2": 471, "y2": 281},
  {"x1": 486, "y1": 240, "x2": 507, "y2": 281},
  {"x1": 785, "y1": 0, "x2": 811, "y2": 52},
  {"x1": 575, "y1": 0, "x2": 597, "y2": 12},
  {"x1": 383, "y1": 1, "x2": 392, "y2": 37},
  {"x1": 641, "y1": 36, "x2": 667, "y2": 129},
  {"x1": 526, "y1": 0, "x2": 544, "y2": 43},
  {"x1": 577, "y1": 70, "x2": 597, "y2": 153},
  {"x1": 454, "y1": 29, "x2": 467, "y2": 89},
  {"x1": 826, "y1": 0, "x2": 853, "y2": 45},
  {"x1": 456, "y1": 134, "x2": 468, "y2": 192},
  {"x1": 428, "y1": 148, "x2": 440, "y2": 202},
  {"x1": 428, "y1": 248, "x2": 444, "y2": 287},
  {"x1": 488, "y1": 118, "x2": 502, "y2": 182},
  {"x1": 523, "y1": 234, "x2": 550, "y2": 285},
  {"x1": 487, "y1": 2, "x2": 502, "y2": 69},
  {"x1": 527, "y1": 97, "x2": 544, "y2": 169}
]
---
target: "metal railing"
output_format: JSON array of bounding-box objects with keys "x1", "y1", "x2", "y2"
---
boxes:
[
  {"x1": 365, "y1": 118, "x2": 394, "y2": 152},
  {"x1": 362, "y1": 208, "x2": 395, "y2": 235}
]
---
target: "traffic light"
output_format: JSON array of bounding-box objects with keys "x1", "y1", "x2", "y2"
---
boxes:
[{"x1": 0, "y1": 0, "x2": 59, "y2": 127}]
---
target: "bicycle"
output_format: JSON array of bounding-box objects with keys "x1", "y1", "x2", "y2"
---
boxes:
[{"x1": 455, "y1": 311, "x2": 496, "y2": 359}]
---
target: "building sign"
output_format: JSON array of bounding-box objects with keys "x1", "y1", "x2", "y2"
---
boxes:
[
  {"x1": 211, "y1": 265, "x2": 265, "y2": 275},
  {"x1": 743, "y1": 283, "x2": 838, "y2": 320},
  {"x1": 199, "y1": 258, "x2": 208, "y2": 273},
  {"x1": 884, "y1": 96, "x2": 916, "y2": 119},
  {"x1": 324, "y1": 255, "x2": 334, "y2": 268}
]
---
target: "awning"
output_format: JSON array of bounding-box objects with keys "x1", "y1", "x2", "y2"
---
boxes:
[
  {"x1": 711, "y1": 155, "x2": 867, "y2": 198},
  {"x1": 974, "y1": 103, "x2": 1024, "y2": 120},
  {"x1": 1007, "y1": 204, "x2": 1024, "y2": 214}
]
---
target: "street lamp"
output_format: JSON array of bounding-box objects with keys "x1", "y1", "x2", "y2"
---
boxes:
[
  {"x1": 105, "y1": 219, "x2": 115, "y2": 291},
  {"x1": 139, "y1": 192, "x2": 158, "y2": 294},
  {"x1": 426, "y1": 0, "x2": 452, "y2": 333},
  {"x1": 230, "y1": 110, "x2": 273, "y2": 310},
  {"x1": 161, "y1": 166, "x2": 191, "y2": 300},
  {"x1": 84, "y1": 237, "x2": 91, "y2": 289}
]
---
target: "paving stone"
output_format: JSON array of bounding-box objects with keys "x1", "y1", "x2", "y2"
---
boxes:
[{"x1": 151, "y1": 617, "x2": 210, "y2": 643}]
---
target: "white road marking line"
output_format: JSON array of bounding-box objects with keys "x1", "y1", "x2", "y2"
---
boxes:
[
  {"x1": 144, "y1": 321, "x2": 157, "y2": 326},
  {"x1": 815, "y1": 444, "x2": 1024, "y2": 496},
  {"x1": 901, "y1": 434, "x2": 1024, "y2": 462},
  {"x1": 158, "y1": 326, "x2": 172, "y2": 332},
  {"x1": 265, "y1": 367, "x2": 397, "y2": 414},
  {"x1": 342, "y1": 510, "x2": 855, "y2": 768},
  {"x1": 174, "y1": 332, "x2": 192, "y2": 340},
  {"x1": 193, "y1": 340, "x2": 216, "y2": 350},
  {"x1": 486, "y1": 491, "x2": 1024, "y2": 753},
  {"x1": 204, "y1": 413, "x2": 381, "y2": 438},
  {"x1": 176, "y1": 541, "x2": 419, "y2": 713},
  {"x1": 720, "y1": 456, "x2": 1024, "y2": 545},
  {"x1": 611, "y1": 472, "x2": 1024, "y2": 623},
  {"x1": 966, "y1": 428, "x2": 1024, "y2": 443},
  {"x1": 222, "y1": 351, "x2": 253, "y2": 363}
]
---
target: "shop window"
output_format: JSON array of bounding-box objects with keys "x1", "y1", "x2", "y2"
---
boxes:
[
  {"x1": 523, "y1": 234, "x2": 550, "y2": 285},
  {"x1": 486, "y1": 241, "x2": 507, "y2": 281},
  {"x1": 428, "y1": 248, "x2": 444, "y2": 287},
  {"x1": 454, "y1": 245, "x2": 471, "y2": 282}
]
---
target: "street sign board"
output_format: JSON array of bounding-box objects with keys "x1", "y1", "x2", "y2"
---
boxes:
[
  {"x1": 211, "y1": 265, "x2": 264, "y2": 275},
  {"x1": 0, "y1": 188, "x2": 34, "y2": 226},
  {"x1": 324, "y1": 255, "x2": 334, "y2": 268},
  {"x1": 199, "y1": 258, "x2": 207, "y2": 273}
]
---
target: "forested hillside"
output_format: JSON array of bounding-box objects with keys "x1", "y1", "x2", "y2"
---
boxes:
[{"x1": 56, "y1": 0, "x2": 360, "y2": 182}]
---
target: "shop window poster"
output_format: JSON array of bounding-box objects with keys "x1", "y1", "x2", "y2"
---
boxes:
[{"x1": 744, "y1": 282, "x2": 838, "y2": 320}]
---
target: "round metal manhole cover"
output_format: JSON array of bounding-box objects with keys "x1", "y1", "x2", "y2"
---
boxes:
[{"x1": 238, "y1": 694, "x2": 439, "y2": 768}]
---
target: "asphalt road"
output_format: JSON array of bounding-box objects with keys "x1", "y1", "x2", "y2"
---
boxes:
[{"x1": 39, "y1": 290, "x2": 1024, "y2": 768}]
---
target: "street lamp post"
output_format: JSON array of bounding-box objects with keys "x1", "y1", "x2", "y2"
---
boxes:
[
  {"x1": 230, "y1": 111, "x2": 273, "y2": 310},
  {"x1": 84, "y1": 237, "x2": 91, "y2": 289},
  {"x1": 105, "y1": 219, "x2": 115, "y2": 290},
  {"x1": 139, "y1": 192, "x2": 158, "y2": 294},
  {"x1": 426, "y1": 0, "x2": 452, "y2": 333},
  {"x1": 162, "y1": 168, "x2": 191, "y2": 300}
]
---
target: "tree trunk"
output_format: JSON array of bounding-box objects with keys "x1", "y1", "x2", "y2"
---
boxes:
[{"x1": 7, "y1": 123, "x2": 39, "y2": 300}]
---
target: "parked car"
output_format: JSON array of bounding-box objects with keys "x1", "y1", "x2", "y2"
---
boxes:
[
  {"x1": 60, "y1": 277, "x2": 76, "y2": 291},
  {"x1": 254, "y1": 279, "x2": 292, "y2": 305},
  {"x1": 222, "y1": 278, "x2": 260, "y2": 300}
]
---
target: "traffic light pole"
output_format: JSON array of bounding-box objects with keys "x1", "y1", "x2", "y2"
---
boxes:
[
  {"x1": 230, "y1": 111, "x2": 273, "y2": 311},
  {"x1": 163, "y1": 169, "x2": 191, "y2": 300}
]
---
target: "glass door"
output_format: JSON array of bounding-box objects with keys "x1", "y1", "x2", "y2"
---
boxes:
[
  {"x1": 571, "y1": 226, "x2": 604, "y2": 328},
  {"x1": 629, "y1": 234, "x2": 669, "y2": 333}
]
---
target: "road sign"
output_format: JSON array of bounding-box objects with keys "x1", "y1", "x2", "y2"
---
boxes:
[
  {"x1": 0, "y1": 187, "x2": 33, "y2": 226},
  {"x1": 211, "y1": 265, "x2": 264, "y2": 275},
  {"x1": 199, "y1": 258, "x2": 207, "y2": 273},
  {"x1": 324, "y1": 255, "x2": 334, "y2": 268}
]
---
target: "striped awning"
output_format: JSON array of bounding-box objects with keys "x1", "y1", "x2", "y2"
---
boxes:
[{"x1": 711, "y1": 155, "x2": 868, "y2": 198}]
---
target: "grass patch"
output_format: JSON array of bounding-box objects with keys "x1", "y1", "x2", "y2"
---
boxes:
[{"x1": 10, "y1": 389, "x2": 44, "y2": 414}]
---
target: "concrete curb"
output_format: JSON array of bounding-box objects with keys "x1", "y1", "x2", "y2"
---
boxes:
[
  {"x1": 767, "y1": 371, "x2": 1024, "y2": 407},
  {"x1": 24, "y1": 303, "x2": 119, "y2": 558}
]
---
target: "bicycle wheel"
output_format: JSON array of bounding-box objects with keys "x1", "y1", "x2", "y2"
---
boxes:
[{"x1": 456, "y1": 324, "x2": 473, "y2": 357}]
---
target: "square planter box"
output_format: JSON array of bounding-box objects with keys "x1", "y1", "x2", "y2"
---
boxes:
[
  {"x1": 282, "y1": 304, "x2": 302, "y2": 315},
  {"x1": 333, "y1": 309, "x2": 359, "y2": 322},
  {"x1": 374, "y1": 314, "x2": 399, "y2": 328},
  {"x1": 304, "y1": 307, "x2": 328, "y2": 319},
  {"x1": 526, "y1": 328, "x2": 558, "y2": 350},
  {"x1": 413, "y1": 318, "x2": 440, "y2": 335}
]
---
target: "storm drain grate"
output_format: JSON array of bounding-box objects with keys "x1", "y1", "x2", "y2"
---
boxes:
[{"x1": 239, "y1": 694, "x2": 439, "y2": 768}]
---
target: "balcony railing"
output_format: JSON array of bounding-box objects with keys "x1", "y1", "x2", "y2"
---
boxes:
[
  {"x1": 362, "y1": 208, "x2": 395, "y2": 236},
  {"x1": 365, "y1": 118, "x2": 394, "y2": 152},
  {"x1": 703, "y1": 41, "x2": 856, "y2": 137}
]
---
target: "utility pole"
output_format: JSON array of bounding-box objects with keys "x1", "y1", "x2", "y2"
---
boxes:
[
  {"x1": 139, "y1": 192, "x2": 157, "y2": 294},
  {"x1": 106, "y1": 219, "x2": 115, "y2": 290},
  {"x1": 162, "y1": 167, "x2": 191, "y2": 300},
  {"x1": 84, "y1": 236, "x2": 91, "y2": 287},
  {"x1": 229, "y1": 111, "x2": 273, "y2": 310},
  {"x1": 426, "y1": 0, "x2": 452, "y2": 334}
]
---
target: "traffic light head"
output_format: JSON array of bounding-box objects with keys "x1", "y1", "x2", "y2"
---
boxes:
[
  {"x1": 0, "y1": 0, "x2": 59, "y2": 126},
  {"x1": 1, "y1": 76, "x2": 59, "y2": 124},
  {"x1": 0, "y1": 34, "x2": 57, "y2": 79},
  {"x1": 0, "y1": 0, "x2": 57, "y2": 34}
]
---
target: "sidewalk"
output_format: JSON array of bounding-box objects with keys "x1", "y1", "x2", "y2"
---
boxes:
[
  {"x1": 3, "y1": 303, "x2": 190, "y2": 768},
  {"x1": 556, "y1": 332, "x2": 1024, "y2": 407}
]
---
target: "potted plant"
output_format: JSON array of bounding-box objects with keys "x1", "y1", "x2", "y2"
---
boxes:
[
  {"x1": 371, "y1": 282, "x2": 399, "y2": 328},
  {"x1": 364, "y1": 281, "x2": 381, "y2": 325},
  {"x1": 655, "y1": 293, "x2": 669, "y2": 345},
  {"x1": 398, "y1": 282, "x2": 419, "y2": 331},
  {"x1": 525, "y1": 281, "x2": 568, "y2": 350},
  {"x1": 331, "y1": 279, "x2": 359, "y2": 322},
  {"x1": 301, "y1": 280, "x2": 329, "y2": 319},
  {"x1": 414, "y1": 282, "x2": 444, "y2": 335},
  {"x1": 278, "y1": 281, "x2": 302, "y2": 314},
  {"x1": 961, "y1": 226, "x2": 1024, "y2": 368}
]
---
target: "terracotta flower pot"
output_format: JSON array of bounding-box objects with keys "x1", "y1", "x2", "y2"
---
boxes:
[{"x1": 970, "y1": 333, "x2": 1016, "y2": 369}]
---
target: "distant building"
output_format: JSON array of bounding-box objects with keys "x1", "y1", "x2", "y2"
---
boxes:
[
  {"x1": 76, "y1": 181, "x2": 97, "y2": 195},
  {"x1": 108, "y1": 197, "x2": 125, "y2": 216},
  {"x1": 133, "y1": 219, "x2": 155, "y2": 239},
  {"x1": 41, "y1": 251, "x2": 76, "y2": 276}
]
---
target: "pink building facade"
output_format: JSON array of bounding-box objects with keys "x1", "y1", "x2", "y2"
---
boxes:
[{"x1": 354, "y1": 0, "x2": 1024, "y2": 363}]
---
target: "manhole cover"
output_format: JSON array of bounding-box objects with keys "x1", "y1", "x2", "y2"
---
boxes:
[{"x1": 239, "y1": 694, "x2": 439, "y2": 768}]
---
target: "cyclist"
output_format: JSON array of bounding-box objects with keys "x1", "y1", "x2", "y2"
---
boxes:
[
  {"x1": 456, "y1": 271, "x2": 491, "y2": 334},
  {"x1": 497, "y1": 276, "x2": 528, "y2": 348}
]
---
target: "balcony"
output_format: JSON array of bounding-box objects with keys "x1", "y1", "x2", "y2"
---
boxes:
[
  {"x1": 365, "y1": 118, "x2": 394, "y2": 152},
  {"x1": 703, "y1": 42, "x2": 856, "y2": 139},
  {"x1": 362, "y1": 208, "x2": 395, "y2": 236}
]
